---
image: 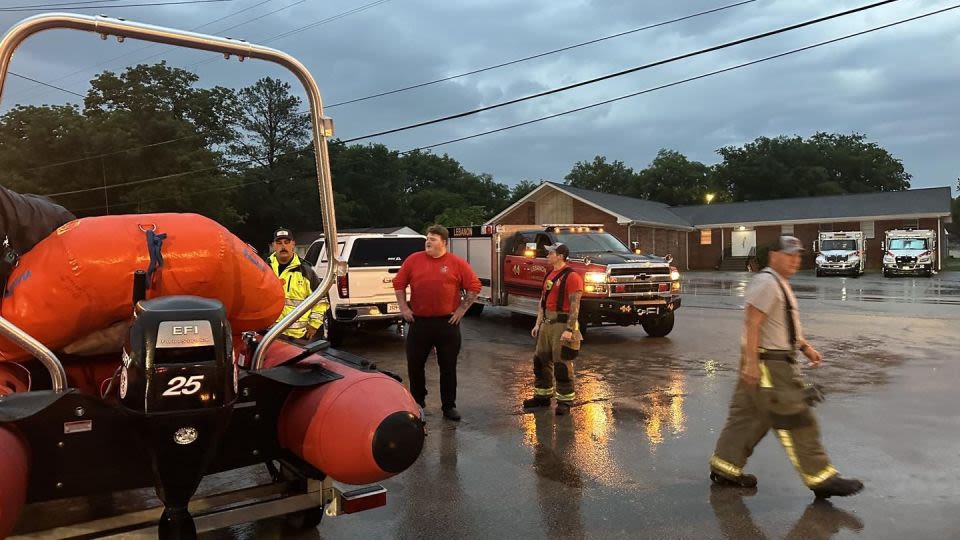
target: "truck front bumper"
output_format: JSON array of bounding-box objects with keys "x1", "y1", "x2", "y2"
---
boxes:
[
  {"x1": 581, "y1": 295, "x2": 681, "y2": 325},
  {"x1": 883, "y1": 262, "x2": 932, "y2": 275}
]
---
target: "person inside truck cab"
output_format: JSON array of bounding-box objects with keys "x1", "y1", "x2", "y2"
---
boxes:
[{"x1": 267, "y1": 228, "x2": 327, "y2": 341}]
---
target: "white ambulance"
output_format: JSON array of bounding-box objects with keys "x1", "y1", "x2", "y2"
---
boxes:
[
  {"x1": 882, "y1": 229, "x2": 937, "y2": 277},
  {"x1": 814, "y1": 231, "x2": 866, "y2": 277}
]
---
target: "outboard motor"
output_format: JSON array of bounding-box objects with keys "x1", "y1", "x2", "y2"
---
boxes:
[{"x1": 118, "y1": 295, "x2": 236, "y2": 538}]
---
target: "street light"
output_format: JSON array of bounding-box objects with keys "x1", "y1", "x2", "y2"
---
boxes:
[{"x1": 705, "y1": 193, "x2": 715, "y2": 204}]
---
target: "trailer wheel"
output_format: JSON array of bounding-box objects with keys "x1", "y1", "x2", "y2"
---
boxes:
[
  {"x1": 465, "y1": 303, "x2": 484, "y2": 317},
  {"x1": 641, "y1": 311, "x2": 675, "y2": 337},
  {"x1": 285, "y1": 505, "x2": 324, "y2": 531}
]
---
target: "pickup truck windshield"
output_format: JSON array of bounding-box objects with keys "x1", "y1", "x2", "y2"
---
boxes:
[
  {"x1": 349, "y1": 237, "x2": 424, "y2": 267},
  {"x1": 821, "y1": 240, "x2": 857, "y2": 251},
  {"x1": 554, "y1": 232, "x2": 628, "y2": 254},
  {"x1": 888, "y1": 238, "x2": 927, "y2": 250}
]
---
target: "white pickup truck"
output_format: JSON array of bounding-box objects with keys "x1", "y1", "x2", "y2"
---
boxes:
[{"x1": 304, "y1": 233, "x2": 425, "y2": 346}]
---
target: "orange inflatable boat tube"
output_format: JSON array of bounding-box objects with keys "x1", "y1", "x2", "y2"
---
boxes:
[{"x1": 0, "y1": 213, "x2": 283, "y2": 362}]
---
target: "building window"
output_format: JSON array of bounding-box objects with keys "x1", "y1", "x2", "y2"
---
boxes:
[
  {"x1": 700, "y1": 229, "x2": 712, "y2": 245},
  {"x1": 861, "y1": 221, "x2": 875, "y2": 239},
  {"x1": 819, "y1": 223, "x2": 833, "y2": 232},
  {"x1": 781, "y1": 224, "x2": 794, "y2": 235}
]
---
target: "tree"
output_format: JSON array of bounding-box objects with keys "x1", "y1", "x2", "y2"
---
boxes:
[
  {"x1": 948, "y1": 177, "x2": 960, "y2": 238},
  {"x1": 564, "y1": 155, "x2": 634, "y2": 195},
  {"x1": 434, "y1": 205, "x2": 487, "y2": 227},
  {"x1": 509, "y1": 179, "x2": 542, "y2": 203},
  {"x1": 231, "y1": 77, "x2": 309, "y2": 169},
  {"x1": 714, "y1": 132, "x2": 911, "y2": 202},
  {"x1": 630, "y1": 149, "x2": 720, "y2": 206}
]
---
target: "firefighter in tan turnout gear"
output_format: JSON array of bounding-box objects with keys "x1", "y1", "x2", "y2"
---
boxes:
[
  {"x1": 268, "y1": 228, "x2": 326, "y2": 341},
  {"x1": 523, "y1": 243, "x2": 584, "y2": 416},
  {"x1": 709, "y1": 236, "x2": 863, "y2": 498}
]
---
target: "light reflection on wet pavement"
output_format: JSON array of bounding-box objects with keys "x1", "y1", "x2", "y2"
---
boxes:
[{"x1": 13, "y1": 272, "x2": 960, "y2": 539}]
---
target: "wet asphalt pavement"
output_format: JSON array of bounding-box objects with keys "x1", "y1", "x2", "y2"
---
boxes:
[{"x1": 19, "y1": 271, "x2": 960, "y2": 539}]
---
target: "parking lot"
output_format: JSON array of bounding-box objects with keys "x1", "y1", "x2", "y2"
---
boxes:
[
  {"x1": 18, "y1": 271, "x2": 959, "y2": 539},
  {"x1": 210, "y1": 270, "x2": 956, "y2": 539}
]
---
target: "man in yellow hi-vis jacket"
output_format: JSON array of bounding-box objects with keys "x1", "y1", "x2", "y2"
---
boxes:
[{"x1": 268, "y1": 228, "x2": 327, "y2": 340}]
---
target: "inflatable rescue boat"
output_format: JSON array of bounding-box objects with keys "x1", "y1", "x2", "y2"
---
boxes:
[{"x1": 0, "y1": 13, "x2": 425, "y2": 539}]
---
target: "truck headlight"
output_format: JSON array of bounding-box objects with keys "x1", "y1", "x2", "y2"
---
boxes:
[
  {"x1": 816, "y1": 256, "x2": 825, "y2": 264},
  {"x1": 670, "y1": 269, "x2": 680, "y2": 281},
  {"x1": 919, "y1": 256, "x2": 931, "y2": 262},
  {"x1": 584, "y1": 272, "x2": 607, "y2": 283}
]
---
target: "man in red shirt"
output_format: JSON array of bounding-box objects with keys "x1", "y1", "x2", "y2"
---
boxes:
[
  {"x1": 394, "y1": 225, "x2": 481, "y2": 421},
  {"x1": 523, "y1": 243, "x2": 584, "y2": 416}
]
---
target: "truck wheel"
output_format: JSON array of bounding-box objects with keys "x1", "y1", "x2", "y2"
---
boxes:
[
  {"x1": 816, "y1": 269, "x2": 822, "y2": 277},
  {"x1": 852, "y1": 269, "x2": 860, "y2": 278},
  {"x1": 323, "y1": 310, "x2": 346, "y2": 347},
  {"x1": 641, "y1": 311, "x2": 675, "y2": 338},
  {"x1": 465, "y1": 303, "x2": 484, "y2": 317}
]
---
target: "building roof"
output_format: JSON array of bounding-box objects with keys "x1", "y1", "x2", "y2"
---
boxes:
[
  {"x1": 670, "y1": 187, "x2": 953, "y2": 227},
  {"x1": 550, "y1": 183, "x2": 696, "y2": 229},
  {"x1": 484, "y1": 182, "x2": 953, "y2": 231}
]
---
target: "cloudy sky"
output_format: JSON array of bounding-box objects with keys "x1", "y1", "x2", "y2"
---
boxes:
[{"x1": 1, "y1": 0, "x2": 958, "y2": 195}]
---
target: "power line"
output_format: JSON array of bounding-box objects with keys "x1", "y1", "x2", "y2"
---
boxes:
[
  {"x1": 325, "y1": 0, "x2": 758, "y2": 109},
  {"x1": 69, "y1": 174, "x2": 295, "y2": 212},
  {"x1": 8, "y1": 72, "x2": 86, "y2": 97},
  {"x1": 342, "y1": 0, "x2": 902, "y2": 143},
  {"x1": 60, "y1": 0, "x2": 949, "y2": 199},
  {"x1": 14, "y1": 1, "x2": 747, "y2": 171},
  {"x1": 182, "y1": 0, "x2": 393, "y2": 71},
  {"x1": 0, "y1": 0, "x2": 235, "y2": 11},
  {"x1": 0, "y1": 0, "x2": 124, "y2": 9},
  {"x1": 4, "y1": 0, "x2": 287, "y2": 102},
  {"x1": 23, "y1": 136, "x2": 200, "y2": 172},
  {"x1": 402, "y1": 3, "x2": 960, "y2": 154}
]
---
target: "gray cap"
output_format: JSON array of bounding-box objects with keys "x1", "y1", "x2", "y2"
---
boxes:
[
  {"x1": 545, "y1": 243, "x2": 570, "y2": 258},
  {"x1": 769, "y1": 235, "x2": 805, "y2": 254}
]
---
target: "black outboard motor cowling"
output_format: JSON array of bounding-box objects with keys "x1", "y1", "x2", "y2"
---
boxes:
[{"x1": 118, "y1": 295, "x2": 236, "y2": 539}]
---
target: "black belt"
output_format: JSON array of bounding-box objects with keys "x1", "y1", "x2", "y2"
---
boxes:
[
  {"x1": 544, "y1": 314, "x2": 569, "y2": 324},
  {"x1": 759, "y1": 350, "x2": 796, "y2": 363}
]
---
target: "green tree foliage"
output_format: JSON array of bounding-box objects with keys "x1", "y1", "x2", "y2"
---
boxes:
[
  {"x1": 630, "y1": 149, "x2": 717, "y2": 206},
  {"x1": 564, "y1": 155, "x2": 634, "y2": 194},
  {"x1": 509, "y1": 179, "x2": 543, "y2": 203},
  {"x1": 714, "y1": 132, "x2": 911, "y2": 201}
]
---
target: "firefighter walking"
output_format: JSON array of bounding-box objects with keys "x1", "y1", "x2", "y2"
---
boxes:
[
  {"x1": 709, "y1": 236, "x2": 863, "y2": 498},
  {"x1": 523, "y1": 243, "x2": 584, "y2": 416},
  {"x1": 267, "y1": 228, "x2": 327, "y2": 341}
]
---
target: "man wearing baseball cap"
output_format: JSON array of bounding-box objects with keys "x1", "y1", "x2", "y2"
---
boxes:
[
  {"x1": 268, "y1": 227, "x2": 327, "y2": 341},
  {"x1": 522, "y1": 242, "x2": 584, "y2": 416},
  {"x1": 709, "y1": 236, "x2": 863, "y2": 498}
]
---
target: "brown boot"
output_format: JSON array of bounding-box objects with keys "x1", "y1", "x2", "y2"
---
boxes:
[{"x1": 710, "y1": 469, "x2": 758, "y2": 488}]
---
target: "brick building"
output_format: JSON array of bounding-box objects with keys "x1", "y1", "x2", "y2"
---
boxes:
[{"x1": 488, "y1": 183, "x2": 953, "y2": 271}]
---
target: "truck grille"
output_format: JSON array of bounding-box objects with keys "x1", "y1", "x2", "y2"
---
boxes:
[
  {"x1": 826, "y1": 255, "x2": 848, "y2": 262},
  {"x1": 609, "y1": 266, "x2": 670, "y2": 277},
  {"x1": 896, "y1": 256, "x2": 917, "y2": 264}
]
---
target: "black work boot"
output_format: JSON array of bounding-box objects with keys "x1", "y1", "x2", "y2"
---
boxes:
[
  {"x1": 523, "y1": 396, "x2": 551, "y2": 409},
  {"x1": 812, "y1": 476, "x2": 863, "y2": 499},
  {"x1": 442, "y1": 407, "x2": 461, "y2": 422},
  {"x1": 710, "y1": 469, "x2": 758, "y2": 488},
  {"x1": 555, "y1": 401, "x2": 572, "y2": 416}
]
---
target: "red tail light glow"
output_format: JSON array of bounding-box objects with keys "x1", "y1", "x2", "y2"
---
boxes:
[{"x1": 337, "y1": 274, "x2": 350, "y2": 298}]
